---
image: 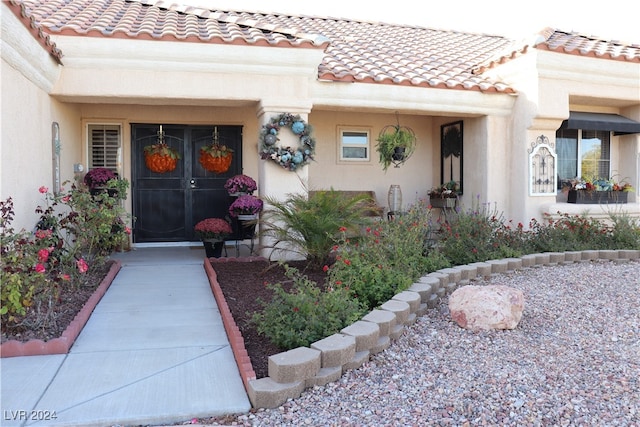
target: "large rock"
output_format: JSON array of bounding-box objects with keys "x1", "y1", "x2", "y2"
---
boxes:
[{"x1": 448, "y1": 285, "x2": 524, "y2": 331}]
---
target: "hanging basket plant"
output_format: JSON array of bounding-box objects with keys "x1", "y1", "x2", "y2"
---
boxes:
[
  {"x1": 143, "y1": 142, "x2": 180, "y2": 174},
  {"x1": 199, "y1": 143, "x2": 234, "y2": 174},
  {"x1": 376, "y1": 115, "x2": 416, "y2": 172}
]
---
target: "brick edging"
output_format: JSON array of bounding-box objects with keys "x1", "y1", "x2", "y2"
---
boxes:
[
  {"x1": 204, "y1": 257, "x2": 264, "y2": 391},
  {"x1": 0, "y1": 260, "x2": 122, "y2": 358}
]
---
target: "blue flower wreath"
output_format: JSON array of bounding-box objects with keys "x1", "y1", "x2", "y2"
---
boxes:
[{"x1": 259, "y1": 113, "x2": 316, "y2": 171}]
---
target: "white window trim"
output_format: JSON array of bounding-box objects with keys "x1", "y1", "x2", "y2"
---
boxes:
[
  {"x1": 337, "y1": 126, "x2": 372, "y2": 164},
  {"x1": 86, "y1": 122, "x2": 123, "y2": 176}
]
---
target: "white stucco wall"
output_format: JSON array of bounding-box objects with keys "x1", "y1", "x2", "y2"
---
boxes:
[
  {"x1": 1, "y1": 4, "x2": 79, "y2": 230},
  {"x1": 308, "y1": 111, "x2": 436, "y2": 211}
]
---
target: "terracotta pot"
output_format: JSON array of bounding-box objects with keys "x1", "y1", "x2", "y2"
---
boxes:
[
  {"x1": 144, "y1": 152, "x2": 177, "y2": 173},
  {"x1": 200, "y1": 152, "x2": 233, "y2": 173}
]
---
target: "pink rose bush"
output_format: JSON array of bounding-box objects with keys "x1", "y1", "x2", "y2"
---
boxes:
[{"x1": 1, "y1": 178, "x2": 131, "y2": 329}]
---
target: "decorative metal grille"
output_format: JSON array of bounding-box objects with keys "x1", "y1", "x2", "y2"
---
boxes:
[{"x1": 528, "y1": 135, "x2": 557, "y2": 196}]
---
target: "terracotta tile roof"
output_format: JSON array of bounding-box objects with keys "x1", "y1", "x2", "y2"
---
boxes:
[
  {"x1": 475, "y1": 28, "x2": 640, "y2": 73},
  {"x1": 14, "y1": 0, "x2": 330, "y2": 47},
  {"x1": 534, "y1": 28, "x2": 640, "y2": 62},
  {"x1": 12, "y1": 1, "x2": 638, "y2": 94},
  {"x1": 12, "y1": 0, "x2": 519, "y2": 93}
]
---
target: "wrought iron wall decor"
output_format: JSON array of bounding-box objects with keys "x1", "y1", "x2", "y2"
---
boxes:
[
  {"x1": 528, "y1": 134, "x2": 557, "y2": 196},
  {"x1": 440, "y1": 121, "x2": 463, "y2": 194}
]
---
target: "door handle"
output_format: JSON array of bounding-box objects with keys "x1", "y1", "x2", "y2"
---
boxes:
[{"x1": 189, "y1": 179, "x2": 197, "y2": 189}]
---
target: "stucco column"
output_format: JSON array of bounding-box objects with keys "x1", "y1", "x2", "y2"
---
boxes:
[{"x1": 256, "y1": 103, "x2": 312, "y2": 260}]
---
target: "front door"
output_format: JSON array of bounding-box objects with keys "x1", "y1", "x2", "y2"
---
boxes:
[{"x1": 131, "y1": 124, "x2": 242, "y2": 243}]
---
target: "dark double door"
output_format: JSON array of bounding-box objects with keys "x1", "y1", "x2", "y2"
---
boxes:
[{"x1": 131, "y1": 124, "x2": 242, "y2": 243}]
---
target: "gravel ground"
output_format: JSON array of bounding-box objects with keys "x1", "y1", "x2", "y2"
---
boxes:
[{"x1": 212, "y1": 260, "x2": 640, "y2": 427}]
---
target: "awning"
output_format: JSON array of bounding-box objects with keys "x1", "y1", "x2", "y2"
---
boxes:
[{"x1": 560, "y1": 112, "x2": 640, "y2": 135}]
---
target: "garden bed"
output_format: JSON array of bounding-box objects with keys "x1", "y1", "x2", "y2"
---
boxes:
[
  {"x1": 209, "y1": 258, "x2": 328, "y2": 378},
  {"x1": 0, "y1": 261, "x2": 121, "y2": 357}
]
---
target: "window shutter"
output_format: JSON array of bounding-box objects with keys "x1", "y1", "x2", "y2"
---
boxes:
[{"x1": 89, "y1": 125, "x2": 120, "y2": 173}]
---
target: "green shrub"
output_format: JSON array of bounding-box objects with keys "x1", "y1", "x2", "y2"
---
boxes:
[
  {"x1": 526, "y1": 212, "x2": 608, "y2": 252},
  {"x1": 607, "y1": 213, "x2": 640, "y2": 249},
  {"x1": 259, "y1": 188, "x2": 373, "y2": 266},
  {"x1": 251, "y1": 265, "x2": 365, "y2": 349},
  {"x1": 525, "y1": 211, "x2": 640, "y2": 252},
  {"x1": 327, "y1": 200, "x2": 448, "y2": 310},
  {"x1": 60, "y1": 180, "x2": 130, "y2": 264}
]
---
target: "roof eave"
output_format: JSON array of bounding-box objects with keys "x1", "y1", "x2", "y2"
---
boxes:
[{"x1": 7, "y1": 0, "x2": 64, "y2": 64}]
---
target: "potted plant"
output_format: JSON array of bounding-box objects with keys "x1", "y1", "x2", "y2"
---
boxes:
[
  {"x1": 428, "y1": 181, "x2": 459, "y2": 208},
  {"x1": 224, "y1": 174, "x2": 257, "y2": 195},
  {"x1": 83, "y1": 168, "x2": 127, "y2": 199},
  {"x1": 376, "y1": 123, "x2": 416, "y2": 171},
  {"x1": 194, "y1": 218, "x2": 232, "y2": 257},
  {"x1": 228, "y1": 195, "x2": 263, "y2": 240},
  {"x1": 143, "y1": 141, "x2": 180, "y2": 173},
  {"x1": 229, "y1": 195, "x2": 264, "y2": 220},
  {"x1": 199, "y1": 143, "x2": 233, "y2": 174},
  {"x1": 565, "y1": 177, "x2": 633, "y2": 204}
]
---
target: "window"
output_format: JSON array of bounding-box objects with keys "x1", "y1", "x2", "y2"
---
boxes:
[
  {"x1": 556, "y1": 129, "x2": 610, "y2": 189},
  {"x1": 339, "y1": 129, "x2": 370, "y2": 161},
  {"x1": 88, "y1": 124, "x2": 121, "y2": 174}
]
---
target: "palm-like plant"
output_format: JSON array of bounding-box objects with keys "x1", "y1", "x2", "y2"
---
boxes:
[{"x1": 259, "y1": 189, "x2": 374, "y2": 266}]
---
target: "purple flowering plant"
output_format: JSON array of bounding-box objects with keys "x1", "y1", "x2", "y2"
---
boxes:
[
  {"x1": 229, "y1": 195, "x2": 264, "y2": 217},
  {"x1": 224, "y1": 174, "x2": 257, "y2": 195},
  {"x1": 194, "y1": 218, "x2": 232, "y2": 240},
  {"x1": 83, "y1": 168, "x2": 116, "y2": 189}
]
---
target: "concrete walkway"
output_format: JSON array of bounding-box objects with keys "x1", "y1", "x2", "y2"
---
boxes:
[{"x1": 1, "y1": 246, "x2": 251, "y2": 427}]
